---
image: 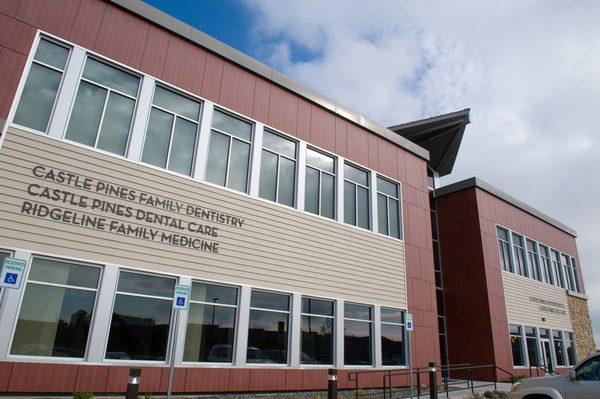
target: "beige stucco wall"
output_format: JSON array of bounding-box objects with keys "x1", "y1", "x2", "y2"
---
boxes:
[
  {"x1": 567, "y1": 294, "x2": 596, "y2": 359},
  {"x1": 0, "y1": 127, "x2": 407, "y2": 308}
]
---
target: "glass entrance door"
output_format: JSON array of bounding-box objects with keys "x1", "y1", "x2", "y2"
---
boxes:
[{"x1": 541, "y1": 340, "x2": 554, "y2": 373}]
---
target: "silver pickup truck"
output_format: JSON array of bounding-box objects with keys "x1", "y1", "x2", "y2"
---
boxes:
[{"x1": 508, "y1": 352, "x2": 600, "y2": 399}]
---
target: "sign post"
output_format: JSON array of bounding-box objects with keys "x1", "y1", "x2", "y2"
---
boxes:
[
  {"x1": 0, "y1": 258, "x2": 27, "y2": 290},
  {"x1": 167, "y1": 284, "x2": 190, "y2": 399},
  {"x1": 406, "y1": 313, "x2": 414, "y2": 399}
]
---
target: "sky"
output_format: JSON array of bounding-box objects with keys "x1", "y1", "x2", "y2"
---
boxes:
[{"x1": 143, "y1": 0, "x2": 600, "y2": 347}]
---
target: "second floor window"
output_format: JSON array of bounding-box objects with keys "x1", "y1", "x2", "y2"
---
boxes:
[
  {"x1": 141, "y1": 86, "x2": 201, "y2": 176},
  {"x1": 561, "y1": 254, "x2": 576, "y2": 292},
  {"x1": 377, "y1": 177, "x2": 402, "y2": 239},
  {"x1": 305, "y1": 148, "x2": 335, "y2": 219},
  {"x1": 552, "y1": 250, "x2": 565, "y2": 288},
  {"x1": 344, "y1": 163, "x2": 370, "y2": 230},
  {"x1": 65, "y1": 58, "x2": 140, "y2": 156},
  {"x1": 526, "y1": 239, "x2": 542, "y2": 282},
  {"x1": 539, "y1": 245, "x2": 554, "y2": 285},
  {"x1": 511, "y1": 233, "x2": 528, "y2": 277},
  {"x1": 497, "y1": 227, "x2": 513, "y2": 272},
  {"x1": 570, "y1": 257, "x2": 580, "y2": 293},
  {"x1": 259, "y1": 130, "x2": 297, "y2": 207}
]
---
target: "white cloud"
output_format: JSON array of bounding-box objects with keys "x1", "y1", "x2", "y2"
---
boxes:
[{"x1": 245, "y1": 0, "x2": 600, "y2": 347}]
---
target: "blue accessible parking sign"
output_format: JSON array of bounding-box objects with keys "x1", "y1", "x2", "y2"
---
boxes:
[
  {"x1": 0, "y1": 258, "x2": 27, "y2": 289},
  {"x1": 173, "y1": 284, "x2": 190, "y2": 310}
]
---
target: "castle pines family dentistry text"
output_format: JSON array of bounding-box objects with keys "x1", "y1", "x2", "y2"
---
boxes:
[{"x1": 19, "y1": 165, "x2": 246, "y2": 253}]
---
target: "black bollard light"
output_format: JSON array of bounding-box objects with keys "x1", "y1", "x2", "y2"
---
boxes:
[
  {"x1": 428, "y1": 362, "x2": 437, "y2": 399},
  {"x1": 328, "y1": 368, "x2": 338, "y2": 399},
  {"x1": 126, "y1": 368, "x2": 141, "y2": 399}
]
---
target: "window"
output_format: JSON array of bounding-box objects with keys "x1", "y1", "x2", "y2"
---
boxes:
[
  {"x1": 497, "y1": 227, "x2": 513, "y2": 272},
  {"x1": 381, "y1": 307, "x2": 406, "y2": 366},
  {"x1": 526, "y1": 240, "x2": 542, "y2": 282},
  {"x1": 13, "y1": 38, "x2": 70, "y2": 132},
  {"x1": 140, "y1": 86, "x2": 201, "y2": 176},
  {"x1": 305, "y1": 148, "x2": 336, "y2": 219},
  {"x1": 259, "y1": 130, "x2": 297, "y2": 207},
  {"x1": 247, "y1": 290, "x2": 290, "y2": 364},
  {"x1": 205, "y1": 110, "x2": 252, "y2": 192},
  {"x1": 105, "y1": 271, "x2": 175, "y2": 361},
  {"x1": 344, "y1": 303, "x2": 372, "y2": 365},
  {"x1": 377, "y1": 177, "x2": 403, "y2": 239},
  {"x1": 551, "y1": 250, "x2": 565, "y2": 288},
  {"x1": 570, "y1": 258, "x2": 581, "y2": 293},
  {"x1": 575, "y1": 356, "x2": 600, "y2": 381},
  {"x1": 525, "y1": 326, "x2": 539, "y2": 366},
  {"x1": 11, "y1": 257, "x2": 100, "y2": 358},
  {"x1": 565, "y1": 332, "x2": 576, "y2": 366},
  {"x1": 183, "y1": 282, "x2": 238, "y2": 363},
  {"x1": 512, "y1": 233, "x2": 528, "y2": 277},
  {"x1": 65, "y1": 57, "x2": 140, "y2": 156},
  {"x1": 553, "y1": 330, "x2": 566, "y2": 367},
  {"x1": 344, "y1": 163, "x2": 370, "y2": 230},
  {"x1": 539, "y1": 245, "x2": 554, "y2": 285},
  {"x1": 510, "y1": 324, "x2": 525, "y2": 366},
  {"x1": 301, "y1": 297, "x2": 334, "y2": 365},
  {"x1": 561, "y1": 254, "x2": 576, "y2": 292}
]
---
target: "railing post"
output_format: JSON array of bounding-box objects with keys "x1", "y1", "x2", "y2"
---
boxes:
[
  {"x1": 494, "y1": 366, "x2": 497, "y2": 391},
  {"x1": 126, "y1": 368, "x2": 141, "y2": 399},
  {"x1": 468, "y1": 368, "x2": 473, "y2": 395},
  {"x1": 328, "y1": 369, "x2": 338, "y2": 399},
  {"x1": 428, "y1": 362, "x2": 437, "y2": 399},
  {"x1": 417, "y1": 369, "x2": 421, "y2": 398}
]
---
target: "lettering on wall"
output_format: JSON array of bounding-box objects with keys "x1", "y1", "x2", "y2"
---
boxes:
[
  {"x1": 19, "y1": 165, "x2": 246, "y2": 254},
  {"x1": 529, "y1": 296, "x2": 567, "y2": 315}
]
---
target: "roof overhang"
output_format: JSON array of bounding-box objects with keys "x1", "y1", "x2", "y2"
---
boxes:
[{"x1": 388, "y1": 109, "x2": 470, "y2": 177}]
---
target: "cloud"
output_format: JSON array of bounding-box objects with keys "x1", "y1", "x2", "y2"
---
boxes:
[{"x1": 245, "y1": 0, "x2": 600, "y2": 347}]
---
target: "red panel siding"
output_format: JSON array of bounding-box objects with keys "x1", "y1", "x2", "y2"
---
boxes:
[
  {"x1": 201, "y1": 52, "x2": 224, "y2": 103},
  {"x1": 219, "y1": 62, "x2": 255, "y2": 117},
  {"x1": 68, "y1": 0, "x2": 106, "y2": 50},
  {"x1": 16, "y1": 0, "x2": 80, "y2": 38},
  {"x1": 0, "y1": 0, "x2": 20, "y2": 17},
  {"x1": 0, "y1": 362, "x2": 12, "y2": 392},
  {"x1": 139, "y1": 25, "x2": 170, "y2": 78},
  {"x1": 161, "y1": 35, "x2": 207, "y2": 97},
  {"x1": 334, "y1": 116, "x2": 347, "y2": 157},
  {"x1": 0, "y1": 47, "x2": 26, "y2": 119},
  {"x1": 310, "y1": 105, "x2": 335, "y2": 151},
  {"x1": 296, "y1": 98, "x2": 311, "y2": 142},
  {"x1": 252, "y1": 78, "x2": 271, "y2": 122},
  {"x1": 268, "y1": 85, "x2": 298, "y2": 136},
  {"x1": 9, "y1": 362, "x2": 78, "y2": 392},
  {"x1": 346, "y1": 123, "x2": 369, "y2": 166},
  {"x1": 0, "y1": 14, "x2": 35, "y2": 55},
  {"x1": 74, "y1": 365, "x2": 109, "y2": 393}
]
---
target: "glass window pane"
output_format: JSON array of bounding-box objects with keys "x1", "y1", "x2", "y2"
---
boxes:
[
  {"x1": 263, "y1": 130, "x2": 296, "y2": 158},
  {"x1": 96, "y1": 92, "x2": 134, "y2": 156},
  {"x1": 278, "y1": 157, "x2": 295, "y2": 207},
  {"x1": 65, "y1": 81, "x2": 107, "y2": 147},
  {"x1": 344, "y1": 181, "x2": 356, "y2": 226},
  {"x1": 389, "y1": 198, "x2": 401, "y2": 239},
  {"x1": 167, "y1": 117, "x2": 197, "y2": 175},
  {"x1": 378, "y1": 193, "x2": 388, "y2": 235},
  {"x1": 357, "y1": 186, "x2": 370, "y2": 229},
  {"x1": 321, "y1": 173, "x2": 335, "y2": 219},
  {"x1": 11, "y1": 284, "x2": 96, "y2": 357},
  {"x1": 13, "y1": 63, "x2": 62, "y2": 132},
  {"x1": 251, "y1": 291, "x2": 289, "y2": 311},
  {"x1": 34, "y1": 39, "x2": 69, "y2": 70},
  {"x1": 301, "y1": 315, "x2": 333, "y2": 364},
  {"x1": 191, "y1": 282, "x2": 238, "y2": 305},
  {"x1": 382, "y1": 323, "x2": 405, "y2": 366},
  {"x1": 247, "y1": 310, "x2": 288, "y2": 364},
  {"x1": 305, "y1": 167, "x2": 320, "y2": 215},
  {"x1": 497, "y1": 227, "x2": 509, "y2": 241},
  {"x1": 212, "y1": 110, "x2": 252, "y2": 141},
  {"x1": 259, "y1": 150, "x2": 278, "y2": 201},
  {"x1": 82, "y1": 58, "x2": 139, "y2": 97},
  {"x1": 344, "y1": 164, "x2": 368, "y2": 186},
  {"x1": 377, "y1": 177, "x2": 398, "y2": 198},
  {"x1": 345, "y1": 303, "x2": 371, "y2": 320},
  {"x1": 205, "y1": 131, "x2": 230, "y2": 187},
  {"x1": 117, "y1": 271, "x2": 174, "y2": 298},
  {"x1": 28, "y1": 258, "x2": 100, "y2": 288},
  {"x1": 106, "y1": 294, "x2": 172, "y2": 360},
  {"x1": 554, "y1": 337, "x2": 565, "y2": 366},
  {"x1": 526, "y1": 337, "x2": 539, "y2": 366},
  {"x1": 307, "y1": 148, "x2": 334, "y2": 173},
  {"x1": 227, "y1": 139, "x2": 250, "y2": 193},
  {"x1": 183, "y1": 303, "x2": 236, "y2": 362},
  {"x1": 153, "y1": 86, "x2": 200, "y2": 120},
  {"x1": 381, "y1": 307, "x2": 403, "y2": 324},
  {"x1": 141, "y1": 108, "x2": 173, "y2": 168},
  {"x1": 511, "y1": 335, "x2": 524, "y2": 366},
  {"x1": 344, "y1": 319, "x2": 372, "y2": 365},
  {"x1": 302, "y1": 298, "x2": 334, "y2": 316}
]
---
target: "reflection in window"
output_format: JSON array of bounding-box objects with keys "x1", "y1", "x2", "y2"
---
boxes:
[
  {"x1": 565, "y1": 332, "x2": 576, "y2": 366},
  {"x1": 511, "y1": 233, "x2": 528, "y2": 277},
  {"x1": 497, "y1": 227, "x2": 513, "y2": 272},
  {"x1": 539, "y1": 245, "x2": 554, "y2": 285},
  {"x1": 344, "y1": 303, "x2": 372, "y2": 365},
  {"x1": 553, "y1": 330, "x2": 566, "y2": 366},
  {"x1": 526, "y1": 240, "x2": 542, "y2": 282},
  {"x1": 510, "y1": 324, "x2": 524, "y2": 366},
  {"x1": 205, "y1": 110, "x2": 252, "y2": 192},
  {"x1": 14, "y1": 39, "x2": 70, "y2": 132},
  {"x1": 259, "y1": 130, "x2": 297, "y2": 207},
  {"x1": 65, "y1": 58, "x2": 140, "y2": 156},
  {"x1": 141, "y1": 86, "x2": 201, "y2": 176},
  {"x1": 183, "y1": 282, "x2": 238, "y2": 363},
  {"x1": 381, "y1": 307, "x2": 405, "y2": 366},
  {"x1": 305, "y1": 148, "x2": 335, "y2": 219},
  {"x1": 11, "y1": 257, "x2": 100, "y2": 358},
  {"x1": 551, "y1": 250, "x2": 565, "y2": 288},
  {"x1": 575, "y1": 357, "x2": 600, "y2": 381},
  {"x1": 247, "y1": 290, "x2": 290, "y2": 364},
  {"x1": 377, "y1": 177, "x2": 402, "y2": 239},
  {"x1": 525, "y1": 326, "x2": 539, "y2": 366},
  {"x1": 301, "y1": 297, "x2": 334, "y2": 365},
  {"x1": 561, "y1": 254, "x2": 576, "y2": 292},
  {"x1": 105, "y1": 271, "x2": 174, "y2": 361},
  {"x1": 344, "y1": 163, "x2": 370, "y2": 230},
  {"x1": 570, "y1": 258, "x2": 580, "y2": 293}
]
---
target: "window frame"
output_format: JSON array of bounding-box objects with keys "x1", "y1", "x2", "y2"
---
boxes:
[
  {"x1": 538, "y1": 244, "x2": 554, "y2": 285},
  {"x1": 343, "y1": 302, "x2": 374, "y2": 366},
  {"x1": 551, "y1": 250, "x2": 565, "y2": 288},
  {"x1": 509, "y1": 324, "x2": 526, "y2": 367},
  {"x1": 526, "y1": 239, "x2": 542, "y2": 282},
  {"x1": 300, "y1": 296, "x2": 335, "y2": 366},
  {"x1": 511, "y1": 232, "x2": 529, "y2": 277},
  {"x1": 376, "y1": 175, "x2": 403, "y2": 240},
  {"x1": 343, "y1": 161, "x2": 371, "y2": 230},
  {"x1": 258, "y1": 128, "x2": 298, "y2": 207},
  {"x1": 380, "y1": 307, "x2": 407, "y2": 367},
  {"x1": 496, "y1": 226, "x2": 514, "y2": 273},
  {"x1": 304, "y1": 147, "x2": 337, "y2": 219}
]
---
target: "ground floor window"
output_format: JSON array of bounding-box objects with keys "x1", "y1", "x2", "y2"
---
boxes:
[
  {"x1": 525, "y1": 326, "x2": 539, "y2": 366},
  {"x1": 381, "y1": 307, "x2": 406, "y2": 366},
  {"x1": 11, "y1": 257, "x2": 100, "y2": 358},
  {"x1": 105, "y1": 271, "x2": 175, "y2": 361},
  {"x1": 247, "y1": 290, "x2": 290, "y2": 364},
  {"x1": 344, "y1": 303, "x2": 372, "y2": 366},
  {"x1": 301, "y1": 297, "x2": 334, "y2": 365},
  {"x1": 565, "y1": 332, "x2": 576, "y2": 366},
  {"x1": 553, "y1": 330, "x2": 566, "y2": 367},
  {"x1": 510, "y1": 324, "x2": 525, "y2": 366}
]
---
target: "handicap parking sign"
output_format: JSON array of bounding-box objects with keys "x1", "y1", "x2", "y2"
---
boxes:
[
  {"x1": 0, "y1": 258, "x2": 27, "y2": 289},
  {"x1": 173, "y1": 284, "x2": 190, "y2": 310},
  {"x1": 176, "y1": 297, "x2": 186, "y2": 307}
]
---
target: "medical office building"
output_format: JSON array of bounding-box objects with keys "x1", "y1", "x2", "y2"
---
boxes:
[{"x1": 0, "y1": 0, "x2": 594, "y2": 395}]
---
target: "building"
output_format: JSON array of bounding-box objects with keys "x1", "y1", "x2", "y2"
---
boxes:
[{"x1": 0, "y1": 0, "x2": 593, "y2": 395}]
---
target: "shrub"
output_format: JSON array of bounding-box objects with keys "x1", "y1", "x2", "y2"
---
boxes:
[
  {"x1": 510, "y1": 375, "x2": 527, "y2": 383},
  {"x1": 73, "y1": 392, "x2": 93, "y2": 399},
  {"x1": 484, "y1": 391, "x2": 494, "y2": 398}
]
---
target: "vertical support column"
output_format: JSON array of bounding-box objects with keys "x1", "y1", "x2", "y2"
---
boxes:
[
  {"x1": 47, "y1": 46, "x2": 86, "y2": 139},
  {"x1": 0, "y1": 250, "x2": 32, "y2": 358},
  {"x1": 193, "y1": 101, "x2": 214, "y2": 180},
  {"x1": 336, "y1": 156, "x2": 345, "y2": 223},
  {"x1": 234, "y1": 285, "x2": 251, "y2": 366},
  {"x1": 173, "y1": 276, "x2": 191, "y2": 365},
  {"x1": 86, "y1": 264, "x2": 119, "y2": 362},
  {"x1": 521, "y1": 324, "x2": 530, "y2": 368},
  {"x1": 370, "y1": 170, "x2": 378, "y2": 233},
  {"x1": 127, "y1": 75, "x2": 155, "y2": 161},
  {"x1": 290, "y1": 292, "x2": 302, "y2": 367},
  {"x1": 373, "y1": 305, "x2": 382, "y2": 368},
  {"x1": 335, "y1": 299, "x2": 344, "y2": 368},
  {"x1": 249, "y1": 122, "x2": 264, "y2": 197},
  {"x1": 296, "y1": 142, "x2": 307, "y2": 211}
]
